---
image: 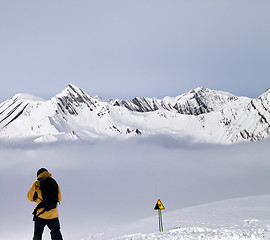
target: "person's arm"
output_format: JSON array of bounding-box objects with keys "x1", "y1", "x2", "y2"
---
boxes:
[
  {"x1": 27, "y1": 181, "x2": 38, "y2": 202},
  {"x1": 58, "y1": 185, "x2": 62, "y2": 203}
]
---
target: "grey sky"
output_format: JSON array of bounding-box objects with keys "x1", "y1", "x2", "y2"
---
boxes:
[{"x1": 0, "y1": 0, "x2": 269, "y2": 101}]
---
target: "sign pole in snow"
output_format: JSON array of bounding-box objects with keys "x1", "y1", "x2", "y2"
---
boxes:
[{"x1": 154, "y1": 199, "x2": 165, "y2": 232}]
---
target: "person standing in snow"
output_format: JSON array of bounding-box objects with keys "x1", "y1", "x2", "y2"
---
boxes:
[{"x1": 28, "y1": 168, "x2": 63, "y2": 240}]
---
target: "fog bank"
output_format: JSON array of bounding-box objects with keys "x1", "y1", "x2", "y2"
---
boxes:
[{"x1": 0, "y1": 135, "x2": 269, "y2": 240}]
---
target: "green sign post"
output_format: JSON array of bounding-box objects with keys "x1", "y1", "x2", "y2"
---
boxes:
[{"x1": 154, "y1": 199, "x2": 165, "y2": 232}]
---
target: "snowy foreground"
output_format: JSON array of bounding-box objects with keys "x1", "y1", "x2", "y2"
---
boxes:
[
  {"x1": 84, "y1": 195, "x2": 270, "y2": 240},
  {"x1": 0, "y1": 137, "x2": 269, "y2": 240}
]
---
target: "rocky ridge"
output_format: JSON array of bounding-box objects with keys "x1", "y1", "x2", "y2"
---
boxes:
[{"x1": 0, "y1": 84, "x2": 269, "y2": 143}]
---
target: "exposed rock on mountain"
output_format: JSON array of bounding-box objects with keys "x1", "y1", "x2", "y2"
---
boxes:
[{"x1": 0, "y1": 84, "x2": 269, "y2": 143}]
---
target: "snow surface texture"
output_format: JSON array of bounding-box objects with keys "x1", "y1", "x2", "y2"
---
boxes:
[
  {"x1": 0, "y1": 84, "x2": 269, "y2": 143},
  {"x1": 88, "y1": 195, "x2": 270, "y2": 240}
]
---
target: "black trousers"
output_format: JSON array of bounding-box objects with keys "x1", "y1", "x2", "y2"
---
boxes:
[{"x1": 33, "y1": 217, "x2": 63, "y2": 240}]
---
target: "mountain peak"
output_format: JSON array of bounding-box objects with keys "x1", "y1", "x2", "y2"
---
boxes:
[
  {"x1": 59, "y1": 84, "x2": 86, "y2": 97},
  {"x1": 193, "y1": 87, "x2": 208, "y2": 92},
  {"x1": 8, "y1": 93, "x2": 45, "y2": 103},
  {"x1": 0, "y1": 85, "x2": 269, "y2": 143},
  {"x1": 51, "y1": 84, "x2": 97, "y2": 116}
]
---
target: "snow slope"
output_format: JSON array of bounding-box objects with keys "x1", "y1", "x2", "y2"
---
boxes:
[
  {"x1": 0, "y1": 135, "x2": 269, "y2": 240},
  {"x1": 0, "y1": 84, "x2": 269, "y2": 143},
  {"x1": 84, "y1": 195, "x2": 270, "y2": 240}
]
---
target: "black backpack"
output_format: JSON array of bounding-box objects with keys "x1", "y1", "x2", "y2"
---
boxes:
[{"x1": 32, "y1": 177, "x2": 59, "y2": 220}]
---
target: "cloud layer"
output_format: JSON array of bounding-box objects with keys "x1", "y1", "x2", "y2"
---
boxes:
[{"x1": 0, "y1": 135, "x2": 269, "y2": 239}]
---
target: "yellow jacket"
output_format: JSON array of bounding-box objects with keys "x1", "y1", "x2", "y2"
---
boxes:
[{"x1": 27, "y1": 170, "x2": 62, "y2": 219}]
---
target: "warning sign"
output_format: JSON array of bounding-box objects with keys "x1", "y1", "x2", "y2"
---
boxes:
[{"x1": 154, "y1": 199, "x2": 165, "y2": 210}]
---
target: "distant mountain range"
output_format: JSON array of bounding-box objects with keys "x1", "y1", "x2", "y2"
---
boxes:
[{"x1": 0, "y1": 84, "x2": 269, "y2": 143}]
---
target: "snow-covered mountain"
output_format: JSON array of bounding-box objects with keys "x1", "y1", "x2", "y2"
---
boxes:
[{"x1": 0, "y1": 84, "x2": 269, "y2": 143}]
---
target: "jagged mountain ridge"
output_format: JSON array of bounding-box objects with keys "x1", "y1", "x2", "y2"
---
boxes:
[
  {"x1": 111, "y1": 87, "x2": 248, "y2": 115},
  {"x1": 0, "y1": 84, "x2": 269, "y2": 143}
]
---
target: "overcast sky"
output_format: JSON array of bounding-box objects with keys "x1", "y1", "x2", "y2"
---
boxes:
[{"x1": 0, "y1": 0, "x2": 269, "y2": 101}]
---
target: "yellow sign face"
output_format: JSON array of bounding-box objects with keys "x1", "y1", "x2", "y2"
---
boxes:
[{"x1": 154, "y1": 199, "x2": 165, "y2": 210}]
